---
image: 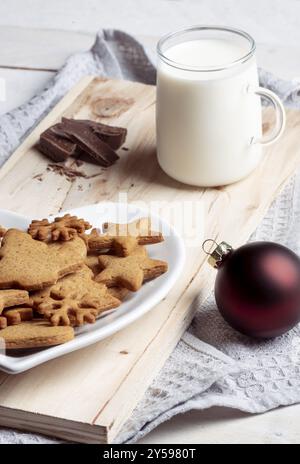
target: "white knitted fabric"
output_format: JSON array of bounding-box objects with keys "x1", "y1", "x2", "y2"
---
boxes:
[{"x1": 0, "y1": 30, "x2": 300, "y2": 444}]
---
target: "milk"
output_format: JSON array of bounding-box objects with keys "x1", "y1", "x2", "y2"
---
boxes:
[
  {"x1": 156, "y1": 38, "x2": 262, "y2": 186},
  {"x1": 165, "y1": 39, "x2": 247, "y2": 68}
]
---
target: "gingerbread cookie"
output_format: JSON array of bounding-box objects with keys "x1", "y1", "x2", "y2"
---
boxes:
[
  {"x1": 95, "y1": 246, "x2": 168, "y2": 291},
  {"x1": 0, "y1": 289, "x2": 30, "y2": 329},
  {"x1": 28, "y1": 214, "x2": 91, "y2": 242},
  {"x1": 0, "y1": 230, "x2": 86, "y2": 291},
  {"x1": 85, "y1": 253, "x2": 101, "y2": 276},
  {"x1": 0, "y1": 289, "x2": 29, "y2": 312},
  {"x1": 85, "y1": 255, "x2": 129, "y2": 301},
  {"x1": 0, "y1": 320, "x2": 74, "y2": 349},
  {"x1": 33, "y1": 265, "x2": 121, "y2": 326},
  {"x1": 107, "y1": 286, "x2": 130, "y2": 301},
  {"x1": 3, "y1": 307, "x2": 33, "y2": 326},
  {"x1": 88, "y1": 217, "x2": 163, "y2": 256},
  {"x1": 0, "y1": 317, "x2": 8, "y2": 330},
  {"x1": 0, "y1": 226, "x2": 6, "y2": 238}
]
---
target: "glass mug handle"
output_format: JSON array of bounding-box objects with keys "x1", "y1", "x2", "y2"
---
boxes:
[{"x1": 249, "y1": 86, "x2": 286, "y2": 146}]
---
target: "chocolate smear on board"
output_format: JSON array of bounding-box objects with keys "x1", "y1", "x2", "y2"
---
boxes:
[{"x1": 91, "y1": 97, "x2": 133, "y2": 118}]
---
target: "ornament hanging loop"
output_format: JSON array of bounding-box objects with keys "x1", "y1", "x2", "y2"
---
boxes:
[
  {"x1": 202, "y1": 239, "x2": 233, "y2": 269},
  {"x1": 202, "y1": 239, "x2": 219, "y2": 255}
]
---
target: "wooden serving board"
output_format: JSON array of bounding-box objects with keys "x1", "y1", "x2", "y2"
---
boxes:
[{"x1": 0, "y1": 76, "x2": 299, "y2": 444}]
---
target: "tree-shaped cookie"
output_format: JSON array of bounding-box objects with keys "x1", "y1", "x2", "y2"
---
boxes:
[
  {"x1": 88, "y1": 217, "x2": 164, "y2": 256},
  {"x1": 28, "y1": 214, "x2": 92, "y2": 241},
  {"x1": 0, "y1": 229, "x2": 87, "y2": 291},
  {"x1": 32, "y1": 265, "x2": 121, "y2": 326},
  {"x1": 95, "y1": 246, "x2": 168, "y2": 291},
  {"x1": 0, "y1": 289, "x2": 30, "y2": 329}
]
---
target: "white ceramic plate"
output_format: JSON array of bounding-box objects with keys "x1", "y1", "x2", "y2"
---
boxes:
[{"x1": 0, "y1": 203, "x2": 185, "y2": 373}]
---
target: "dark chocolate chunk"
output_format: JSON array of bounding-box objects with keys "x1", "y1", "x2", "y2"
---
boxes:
[
  {"x1": 62, "y1": 118, "x2": 127, "y2": 150},
  {"x1": 38, "y1": 117, "x2": 126, "y2": 166},
  {"x1": 39, "y1": 126, "x2": 77, "y2": 162},
  {"x1": 49, "y1": 123, "x2": 74, "y2": 142},
  {"x1": 58, "y1": 119, "x2": 119, "y2": 167}
]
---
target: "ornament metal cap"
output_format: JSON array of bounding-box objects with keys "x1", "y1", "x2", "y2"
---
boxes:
[{"x1": 202, "y1": 239, "x2": 233, "y2": 269}]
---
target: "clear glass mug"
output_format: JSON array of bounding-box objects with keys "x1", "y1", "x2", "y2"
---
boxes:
[{"x1": 156, "y1": 26, "x2": 286, "y2": 187}]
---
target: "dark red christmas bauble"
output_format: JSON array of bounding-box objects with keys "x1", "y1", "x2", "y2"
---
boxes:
[{"x1": 211, "y1": 241, "x2": 300, "y2": 338}]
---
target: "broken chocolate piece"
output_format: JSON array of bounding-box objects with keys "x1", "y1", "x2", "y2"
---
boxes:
[
  {"x1": 37, "y1": 117, "x2": 127, "y2": 167},
  {"x1": 90, "y1": 123, "x2": 127, "y2": 150},
  {"x1": 57, "y1": 119, "x2": 119, "y2": 167},
  {"x1": 49, "y1": 124, "x2": 74, "y2": 142},
  {"x1": 62, "y1": 118, "x2": 127, "y2": 150},
  {"x1": 39, "y1": 125, "x2": 77, "y2": 162}
]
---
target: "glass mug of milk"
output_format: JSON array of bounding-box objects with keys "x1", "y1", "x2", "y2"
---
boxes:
[{"x1": 156, "y1": 26, "x2": 286, "y2": 187}]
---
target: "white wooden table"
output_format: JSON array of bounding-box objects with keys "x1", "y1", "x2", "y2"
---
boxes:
[{"x1": 1, "y1": 0, "x2": 300, "y2": 445}]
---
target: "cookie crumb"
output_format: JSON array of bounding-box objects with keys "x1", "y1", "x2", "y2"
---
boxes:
[{"x1": 120, "y1": 350, "x2": 129, "y2": 355}]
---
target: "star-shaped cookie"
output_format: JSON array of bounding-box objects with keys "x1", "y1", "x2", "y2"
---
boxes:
[
  {"x1": 95, "y1": 247, "x2": 168, "y2": 291},
  {"x1": 88, "y1": 217, "x2": 164, "y2": 256}
]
